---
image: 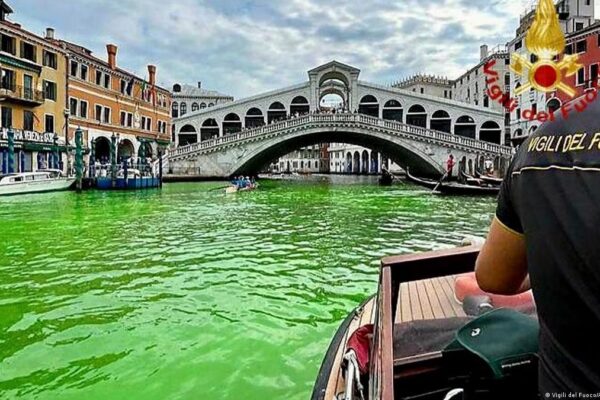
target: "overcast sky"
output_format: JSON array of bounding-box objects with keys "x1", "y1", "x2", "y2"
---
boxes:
[{"x1": 8, "y1": 0, "x2": 599, "y2": 99}]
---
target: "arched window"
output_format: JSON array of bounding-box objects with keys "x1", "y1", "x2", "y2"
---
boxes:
[
  {"x1": 223, "y1": 113, "x2": 242, "y2": 135},
  {"x1": 245, "y1": 108, "x2": 265, "y2": 128},
  {"x1": 200, "y1": 103, "x2": 207, "y2": 109},
  {"x1": 268, "y1": 102, "x2": 286, "y2": 123},
  {"x1": 172, "y1": 102, "x2": 179, "y2": 118},
  {"x1": 200, "y1": 119, "x2": 219, "y2": 141},
  {"x1": 455, "y1": 115, "x2": 476, "y2": 139},
  {"x1": 208, "y1": 103, "x2": 215, "y2": 107},
  {"x1": 430, "y1": 110, "x2": 451, "y2": 133},
  {"x1": 358, "y1": 95, "x2": 379, "y2": 117},
  {"x1": 180, "y1": 102, "x2": 187, "y2": 116},
  {"x1": 406, "y1": 105, "x2": 427, "y2": 128},
  {"x1": 547, "y1": 98, "x2": 561, "y2": 113},
  {"x1": 290, "y1": 96, "x2": 310, "y2": 115},
  {"x1": 192, "y1": 103, "x2": 199, "y2": 112},
  {"x1": 480, "y1": 121, "x2": 502, "y2": 144},
  {"x1": 382, "y1": 100, "x2": 403, "y2": 122}
]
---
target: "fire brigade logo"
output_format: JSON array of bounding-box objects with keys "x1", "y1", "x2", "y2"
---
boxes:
[{"x1": 512, "y1": 0, "x2": 583, "y2": 97}]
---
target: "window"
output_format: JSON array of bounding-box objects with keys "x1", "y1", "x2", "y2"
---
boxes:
[
  {"x1": 180, "y1": 102, "x2": 187, "y2": 116},
  {"x1": 1, "y1": 68, "x2": 15, "y2": 90},
  {"x1": 120, "y1": 79, "x2": 127, "y2": 95},
  {"x1": 127, "y1": 113, "x2": 133, "y2": 127},
  {"x1": 577, "y1": 67, "x2": 586, "y2": 86},
  {"x1": 80, "y1": 101, "x2": 88, "y2": 119},
  {"x1": 516, "y1": 108, "x2": 521, "y2": 120},
  {"x1": 80, "y1": 65, "x2": 88, "y2": 81},
  {"x1": 120, "y1": 111, "x2": 126, "y2": 126},
  {"x1": 591, "y1": 64, "x2": 599, "y2": 87},
  {"x1": 70, "y1": 60, "x2": 78, "y2": 77},
  {"x1": 45, "y1": 114, "x2": 55, "y2": 133},
  {"x1": 531, "y1": 103, "x2": 537, "y2": 114},
  {"x1": 43, "y1": 51, "x2": 57, "y2": 69},
  {"x1": 576, "y1": 40, "x2": 587, "y2": 53},
  {"x1": 565, "y1": 44, "x2": 573, "y2": 55},
  {"x1": 102, "y1": 107, "x2": 111, "y2": 124},
  {"x1": 514, "y1": 40, "x2": 522, "y2": 51},
  {"x1": 95, "y1": 70, "x2": 102, "y2": 85},
  {"x1": 576, "y1": 22, "x2": 584, "y2": 31},
  {"x1": 95, "y1": 105, "x2": 102, "y2": 122},
  {"x1": 70, "y1": 98, "x2": 78, "y2": 116},
  {"x1": 192, "y1": 103, "x2": 199, "y2": 112},
  {"x1": 19, "y1": 41, "x2": 36, "y2": 62},
  {"x1": 1, "y1": 106, "x2": 13, "y2": 128},
  {"x1": 146, "y1": 117, "x2": 152, "y2": 131},
  {"x1": 43, "y1": 80, "x2": 57, "y2": 101},
  {"x1": 1, "y1": 34, "x2": 16, "y2": 55},
  {"x1": 484, "y1": 95, "x2": 489, "y2": 108},
  {"x1": 530, "y1": 54, "x2": 538, "y2": 63},
  {"x1": 172, "y1": 102, "x2": 179, "y2": 118},
  {"x1": 23, "y1": 110, "x2": 34, "y2": 131},
  {"x1": 104, "y1": 74, "x2": 111, "y2": 89}
]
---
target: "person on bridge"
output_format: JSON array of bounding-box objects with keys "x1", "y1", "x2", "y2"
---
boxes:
[{"x1": 475, "y1": 95, "x2": 600, "y2": 396}]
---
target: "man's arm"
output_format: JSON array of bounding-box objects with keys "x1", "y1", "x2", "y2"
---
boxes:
[{"x1": 475, "y1": 217, "x2": 529, "y2": 295}]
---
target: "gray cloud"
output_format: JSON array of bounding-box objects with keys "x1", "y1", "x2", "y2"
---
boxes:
[{"x1": 8, "y1": 0, "x2": 597, "y2": 99}]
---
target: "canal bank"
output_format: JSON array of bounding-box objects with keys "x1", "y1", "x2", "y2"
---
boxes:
[{"x1": 0, "y1": 178, "x2": 496, "y2": 400}]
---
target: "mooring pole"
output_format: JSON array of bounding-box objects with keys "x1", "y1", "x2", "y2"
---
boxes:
[
  {"x1": 7, "y1": 129, "x2": 14, "y2": 173},
  {"x1": 75, "y1": 127, "x2": 83, "y2": 192},
  {"x1": 158, "y1": 148, "x2": 163, "y2": 188}
]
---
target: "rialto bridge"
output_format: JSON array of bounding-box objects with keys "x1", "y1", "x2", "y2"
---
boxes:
[{"x1": 168, "y1": 61, "x2": 512, "y2": 178}]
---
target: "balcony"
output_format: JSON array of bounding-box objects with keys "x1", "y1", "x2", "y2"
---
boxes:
[
  {"x1": 557, "y1": 1, "x2": 570, "y2": 20},
  {"x1": 0, "y1": 83, "x2": 44, "y2": 106}
]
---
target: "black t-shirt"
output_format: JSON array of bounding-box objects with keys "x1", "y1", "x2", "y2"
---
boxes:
[{"x1": 497, "y1": 97, "x2": 600, "y2": 394}]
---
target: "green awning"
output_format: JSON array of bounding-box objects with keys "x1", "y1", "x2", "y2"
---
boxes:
[
  {"x1": 0, "y1": 54, "x2": 42, "y2": 74},
  {"x1": 156, "y1": 139, "x2": 171, "y2": 146}
]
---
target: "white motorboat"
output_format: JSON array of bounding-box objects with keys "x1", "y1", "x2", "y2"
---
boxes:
[{"x1": 0, "y1": 170, "x2": 75, "y2": 196}]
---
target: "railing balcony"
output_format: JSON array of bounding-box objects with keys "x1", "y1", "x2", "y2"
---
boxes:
[{"x1": 0, "y1": 83, "x2": 45, "y2": 106}]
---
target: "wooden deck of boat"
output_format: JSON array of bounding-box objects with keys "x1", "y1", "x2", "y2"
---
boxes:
[
  {"x1": 396, "y1": 275, "x2": 466, "y2": 323},
  {"x1": 319, "y1": 275, "x2": 465, "y2": 400}
]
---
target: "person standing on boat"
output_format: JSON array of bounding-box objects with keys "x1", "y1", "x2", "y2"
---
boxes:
[
  {"x1": 476, "y1": 95, "x2": 600, "y2": 396},
  {"x1": 446, "y1": 154, "x2": 456, "y2": 180}
]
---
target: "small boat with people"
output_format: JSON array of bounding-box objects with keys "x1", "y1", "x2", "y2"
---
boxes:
[
  {"x1": 226, "y1": 176, "x2": 259, "y2": 194},
  {"x1": 312, "y1": 245, "x2": 539, "y2": 400},
  {"x1": 405, "y1": 169, "x2": 500, "y2": 196},
  {"x1": 0, "y1": 169, "x2": 75, "y2": 196}
]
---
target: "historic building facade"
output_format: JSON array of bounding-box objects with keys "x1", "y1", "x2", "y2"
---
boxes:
[
  {"x1": 1, "y1": 3, "x2": 69, "y2": 173},
  {"x1": 392, "y1": 75, "x2": 453, "y2": 100},
  {"x1": 55, "y1": 37, "x2": 172, "y2": 164},
  {"x1": 550, "y1": 21, "x2": 600, "y2": 108},
  {"x1": 508, "y1": 0, "x2": 595, "y2": 144},
  {"x1": 452, "y1": 45, "x2": 511, "y2": 143}
]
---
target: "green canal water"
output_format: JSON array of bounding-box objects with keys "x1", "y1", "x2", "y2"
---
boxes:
[{"x1": 0, "y1": 177, "x2": 496, "y2": 400}]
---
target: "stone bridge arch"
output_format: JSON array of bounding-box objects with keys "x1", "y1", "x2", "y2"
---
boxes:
[{"x1": 229, "y1": 126, "x2": 444, "y2": 177}]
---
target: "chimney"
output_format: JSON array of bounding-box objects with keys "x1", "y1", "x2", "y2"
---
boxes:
[
  {"x1": 45, "y1": 27, "x2": 55, "y2": 40},
  {"x1": 198, "y1": 81, "x2": 202, "y2": 89},
  {"x1": 106, "y1": 44, "x2": 118, "y2": 69},
  {"x1": 148, "y1": 65, "x2": 156, "y2": 86},
  {"x1": 480, "y1": 44, "x2": 489, "y2": 61}
]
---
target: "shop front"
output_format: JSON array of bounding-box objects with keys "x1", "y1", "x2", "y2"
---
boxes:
[{"x1": 0, "y1": 128, "x2": 68, "y2": 174}]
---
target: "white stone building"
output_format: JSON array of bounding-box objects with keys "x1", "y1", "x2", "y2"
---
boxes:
[
  {"x1": 171, "y1": 82, "x2": 233, "y2": 121},
  {"x1": 452, "y1": 45, "x2": 511, "y2": 144},
  {"x1": 392, "y1": 75, "x2": 453, "y2": 100}
]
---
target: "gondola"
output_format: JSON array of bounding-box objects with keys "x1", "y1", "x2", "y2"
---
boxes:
[
  {"x1": 405, "y1": 169, "x2": 500, "y2": 196},
  {"x1": 312, "y1": 246, "x2": 539, "y2": 400},
  {"x1": 474, "y1": 170, "x2": 503, "y2": 186}
]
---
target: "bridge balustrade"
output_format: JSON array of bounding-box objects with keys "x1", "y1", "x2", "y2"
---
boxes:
[{"x1": 170, "y1": 113, "x2": 511, "y2": 160}]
